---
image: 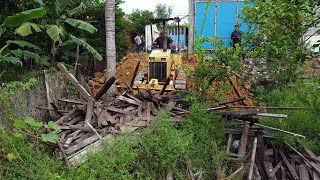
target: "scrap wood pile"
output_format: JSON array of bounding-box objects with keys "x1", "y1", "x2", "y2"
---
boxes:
[
  {"x1": 51, "y1": 63, "x2": 188, "y2": 166},
  {"x1": 47, "y1": 63, "x2": 319, "y2": 179},
  {"x1": 209, "y1": 97, "x2": 319, "y2": 180}
]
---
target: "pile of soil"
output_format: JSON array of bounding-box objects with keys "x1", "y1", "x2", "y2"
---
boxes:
[
  {"x1": 88, "y1": 72, "x2": 107, "y2": 97},
  {"x1": 115, "y1": 53, "x2": 148, "y2": 87},
  {"x1": 93, "y1": 52, "x2": 255, "y2": 105}
]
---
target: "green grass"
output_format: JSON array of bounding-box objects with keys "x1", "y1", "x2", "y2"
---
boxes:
[{"x1": 256, "y1": 79, "x2": 320, "y2": 154}]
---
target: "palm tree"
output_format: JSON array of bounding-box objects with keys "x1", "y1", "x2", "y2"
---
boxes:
[{"x1": 105, "y1": 0, "x2": 116, "y2": 94}]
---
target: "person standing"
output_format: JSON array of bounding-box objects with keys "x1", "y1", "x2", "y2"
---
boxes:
[
  {"x1": 231, "y1": 25, "x2": 241, "y2": 48},
  {"x1": 134, "y1": 34, "x2": 142, "y2": 53}
]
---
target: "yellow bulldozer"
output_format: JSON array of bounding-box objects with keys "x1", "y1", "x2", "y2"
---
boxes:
[{"x1": 132, "y1": 17, "x2": 186, "y2": 93}]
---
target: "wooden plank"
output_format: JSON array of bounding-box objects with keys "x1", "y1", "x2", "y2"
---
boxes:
[
  {"x1": 117, "y1": 95, "x2": 141, "y2": 106},
  {"x1": 56, "y1": 109, "x2": 78, "y2": 125},
  {"x1": 265, "y1": 161, "x2": 277, "y2": 180},
  {"x1": 68, "y1": 134, "x2": 114, "y2": 166},
  {"x1": 57, "y1": 63, "x2": 92, "y2": 101},
  {"x1": 238, "y1": 122, "x2": 250, "y2": 156},
  {"x1": 65, "y1": 134, "x2": 99, "y2": 154},
  {"x1": 94, "y1": 108, "x2": 116, "y2": 126},
  {"x1": 226, "y1": 106, "x2": 309, "y2": 110},
  {"x1": 281, "y1": 166, "x2": 287, "y2": 180},
  {"x1": 58, "y1": 98, "x2": 85, "y2": 104},
  {"x1": 248, "y1": 137, "x2": 258, "y2": 180},
  {"x1": 218, "y1": 108, "x2": 267, "y2": 117},
  {"x1": 227, "y1": 166, "x2": 244, "y2": 180},
  {"x1": 299, "y1": 164, "x2": 310, "y2": 180},
  {"x1": 228, "y1": 78, "x2": 246, "y2": 106},
  {"x1": 279, "y1": 150, "x2": 299, "y2": 180},
  {"x1": 255, "y1": 130, "x2": 269, "y2": 180},
  {"x1": 94, "y1": 76, "x2": 116, "y2": 100},
  {"x1": 85, "y1": 99, "x2": 102, "y2": 141},
  {"x1": 64, "y1": 130, "x2": 81, "y2": 147},
  {"x1": 269, "y1": 160, "x2": 283, "y2": 178},
  {"x1": 130, "y1": 61, "x2": 140, "y2": 87},
  {"x1": 273, "y1": 147, "x2": 282, "y2": 179},
  {"x1": 102, "y1": 106, "x2": 135, "y2": 115},
  {"x1": 160, "y1": 77, "x2": 170, "y2": 95},
  {"x1": 226, "y1": 133, "x2": 232, "y2": 154},
  {"x1": 125, "y1": 94, "x2": 142, "y2": 104},
  {"x1": 256, "y1": 113, "x2": 288, "y2": 118},
  {"x1": 254, "y1": 123, "x2": 306, "y2": 139}
]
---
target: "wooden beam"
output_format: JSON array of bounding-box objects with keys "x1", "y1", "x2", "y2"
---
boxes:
[
  {"x1": 254, "y1": 123, "x2": 305, "y2": 139},
  {"x1": 279, "y1": 150, "x2": 299, "y2": 180},
  {"x1": 299, "y1": 164, "x2": 310, "y2": 180},
  {"x1": 58, "y1": 98, "x2": 85, "y2": 105},
  {"x1": 130, "y1": 61, "x2": 140, "y2": 87},
  {"x1": 160, "y1": 77, "x2": 170, "y2": 95},
  {"x1": 85, "y1": 99, "x2": 102, "y2": 141},
  {"x1": 256, "y1": 113, "x2": 288, "y2": 118},
  {"x1": 238, "y1": 122, "x2": 250, "y2": 156},
  {"x1": 217, "y1": 108, "x2": 267, "y2": 117},
  {"x1": 94, "y1": 76, "x2": 116, "y2": 100},
  {"x1": 57, "y1": 63, "x2": 92, "y2": 101},
  {"x1": 269, "y1": 160, "x2": 282, "y2": 178},
  {"x1": 226, "y1": 106, "x2": 309, "y2": 110},
  {"x1": 248, "y1": 137, "x2": 258, "y2": 180},
  {"x1": 255, "y1": 130, "x2": 269, "y2": 180}
]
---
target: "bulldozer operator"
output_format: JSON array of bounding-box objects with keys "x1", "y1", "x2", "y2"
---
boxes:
[{"x1": 153, "y1": 32, "x2": 175, "y2": 49}]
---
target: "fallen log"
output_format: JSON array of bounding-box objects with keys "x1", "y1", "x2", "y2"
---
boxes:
[{"x1": 57, "y1": 63, "x2": 92, "y2": 101}]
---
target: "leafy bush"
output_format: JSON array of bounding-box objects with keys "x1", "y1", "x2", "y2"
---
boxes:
[{"x1": 183, "y1": 102, "x2": 227, "y2": 178}]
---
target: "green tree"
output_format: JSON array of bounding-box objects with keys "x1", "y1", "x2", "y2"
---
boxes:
[
  {"x1": 154, "y1": 3, "x2": 173, "y2": 19},
  {"x1": 242, "y1": 0, "x2": 320, "y2": 85},
  {"x1": 129, "y1": 10, "x2": 154, "y2": 35}
]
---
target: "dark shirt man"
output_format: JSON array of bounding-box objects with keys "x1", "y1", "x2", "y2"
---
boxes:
[
  {"x1": 231, "y1": 25, "x2": 241, "y2": 48},
  {"x1": 154, "y1": 32, "x2": 175, "y2": 49}
]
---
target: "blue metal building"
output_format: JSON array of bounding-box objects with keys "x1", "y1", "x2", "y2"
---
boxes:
[{"x1": 193, "y1": 0, "x2": 250, "y2": 48}]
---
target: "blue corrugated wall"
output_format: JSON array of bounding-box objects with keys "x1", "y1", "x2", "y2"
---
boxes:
[{"x1": 195, "y1": 1, "x2": 251, "y2": 48}]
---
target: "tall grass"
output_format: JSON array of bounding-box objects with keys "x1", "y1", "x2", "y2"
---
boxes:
[{"x1": 256, "y1": 79, "x2": 320, "y2": 154}]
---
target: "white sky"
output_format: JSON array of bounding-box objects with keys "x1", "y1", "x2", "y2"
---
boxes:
[{"x1": 120, "y1": 0, "x2": 189, "y2": 18}]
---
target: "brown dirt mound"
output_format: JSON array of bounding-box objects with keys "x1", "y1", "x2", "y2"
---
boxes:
[
  {"x1": 92, "y1": 52, "x2": 255, "y2": 105},
  {"x1": 116, "y1": 53, "x2": 148, "y2": 87}
]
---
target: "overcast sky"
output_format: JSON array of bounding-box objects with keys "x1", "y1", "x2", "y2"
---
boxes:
[{"x1": 120, "y1": 0, "x2": 189, "y2": 18}]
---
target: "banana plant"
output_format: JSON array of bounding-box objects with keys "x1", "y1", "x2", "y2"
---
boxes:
[
  {"x1": 14, "y1": 0, "x2": 101, "y2": 61},
  {"x1": 0, "y1": 7, "x2": 47, "y2": 37},
  {"x1": 0, "y1": 40, "x2": 49, "y2": 66}
]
